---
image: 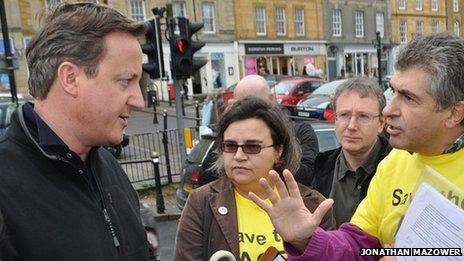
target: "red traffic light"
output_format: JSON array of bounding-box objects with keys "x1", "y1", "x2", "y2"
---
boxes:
[{"x1": 177, "y1": 39, "x2": 186, "y2": 53}]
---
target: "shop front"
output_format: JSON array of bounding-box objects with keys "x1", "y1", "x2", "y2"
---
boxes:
[
  {"x1": 238, "y1": 41, "x2": 327, "y2": 79},
  {"x1": 327, "y1": 44, "x2": 389, "y2": 81}
]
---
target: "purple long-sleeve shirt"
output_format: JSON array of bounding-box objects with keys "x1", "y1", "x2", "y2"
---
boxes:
[{"x1": 285, "y1": 223, "x2": 382, "y2": 261}]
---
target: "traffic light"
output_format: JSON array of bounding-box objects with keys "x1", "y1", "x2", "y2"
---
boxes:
[
  {"x1": 169, "y1": 17, "x2": 207, "y2": 78},
  {"x1": 141, "y1": 18, "x2": 165, "y2": 79}
]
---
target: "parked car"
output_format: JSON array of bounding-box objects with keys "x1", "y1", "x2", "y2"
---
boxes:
[
  {"x1": 175, "y1": 121, "x2": 339, "y2": 210},
  {"x1": 271, "y1": 77, "x2": 326, "y2": 114},
  {"x1": 295, "y1": 79, "x2": 347, "y2": 120},
  {"x1": 0, "y1": 101, "x2": 22, "y2": 136},
  {"x1": 103, "y1": 133, "x2": 130, "y2": 159},
  {"x1": 221, "y1": 74, "x2": 285, "y2": 107},
  {"x1": 140, "y1": 203, "x2": 160, "y2": 260}
]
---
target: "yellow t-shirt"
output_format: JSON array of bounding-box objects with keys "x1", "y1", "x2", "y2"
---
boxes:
[
  {"x1": 351, "y1": 148, "x2": 464, "y2": 246},
  {"x1": 235, "y1": 189, "x2": 286, "y2": 261}
]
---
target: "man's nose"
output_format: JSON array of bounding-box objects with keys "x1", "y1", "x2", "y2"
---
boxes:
[{"x1": 128, "y1": 83, "x2": 145, "y2": 109}]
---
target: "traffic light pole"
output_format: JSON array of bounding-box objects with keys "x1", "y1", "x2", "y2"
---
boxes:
[
  {"x1": 174, "y1": 77, "x2": 187, "y2": 169},
  {"x1": 0, "y1": 0, "x2": 18, "y2": 104}
]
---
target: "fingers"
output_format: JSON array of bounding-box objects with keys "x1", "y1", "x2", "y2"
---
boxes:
[
  {"x1": 311, "y1": 198, "x2": 334, "y2": 224},
  {"x1": 269, "y1": 170, "x2": 289, "y2": 199},
  {"x1": 248, "y1": 191, "x2": 271, "y2": 212},
  {"x1": 282, "y1": 169, "x2": 300, "y2": 198}
]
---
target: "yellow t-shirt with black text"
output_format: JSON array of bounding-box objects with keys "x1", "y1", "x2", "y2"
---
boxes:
[
  {"x1": 351, "y1": 148, "x2": 464, "y2": 246},
  {"x1": 235, "y1": 189, "x2": 286, "y2": 261}
]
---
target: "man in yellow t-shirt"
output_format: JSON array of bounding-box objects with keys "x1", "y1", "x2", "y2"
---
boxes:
[{"x1": 249, "y1": 32, "x2": 464, "y2": 259}]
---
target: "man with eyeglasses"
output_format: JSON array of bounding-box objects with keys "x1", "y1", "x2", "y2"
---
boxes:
[{"x1": 311, "y1": 77, "x2": 391, "y2": 227}]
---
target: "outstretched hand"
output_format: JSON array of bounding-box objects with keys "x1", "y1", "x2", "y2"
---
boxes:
[{"x1": 249, "y1": 169, "x2": 334, "y2": 253}]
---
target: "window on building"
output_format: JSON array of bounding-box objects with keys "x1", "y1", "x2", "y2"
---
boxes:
[
  {"x1": 129, "y1": 0, "x2": 145, "y2": 22},
  {"x1": 295, "y1": 8, "x2": 305, "y2": 36},
  {"x1": 398, "y1": 0, "x2": 406, "y2": 10},
  {"x1": 355, "y1": 11, "x2": 364, "y2": 37},
  {"x1": 454, "y1": 0, "x2": 459, "y2": 12},
  {"x1": 332, "y1": 9, "x2": 342, "y2": 36},
  {"x1": 376, "y1": 13, "x2": 384, "y2": 38},
  {"x1": 399, "y1": 21, "x2": 407, "y2": 43},
  {"x1": 431, "y1": 0, "x2": 438, "y2": 11},
  {"x1": 432, "y1": 20, "x2": 439, "y2": 33},
  {"x1": 46, "y1": 0, "x2": 60, "y2": 9},
  {"x1": 173, "y1": 1, "x2": 187, "y2": 17},
  {"x1": 255, "y1": 6, "x2": 266, "y2": 35},
  {"x1": 275, "y1": 7, "x2": 286, "y2": 36},
  {"x1": 416, "y1": 20, "x2": 424, "y2": 36},
  {"x1": 415, "y1": 0, "x2": 422, "y2": 10},
  {"x1": 454, "y1": 21, "x2": 460, "y2": 36},
  {"x1": 202, "y1": 2, "x2": 215, "y2": 33}
]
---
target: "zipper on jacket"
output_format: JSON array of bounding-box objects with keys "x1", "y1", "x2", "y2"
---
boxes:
[
  {"x1": 89, "y1": 157, "x2": 122, "y2": 251},
  {"x1": 103, "y1": 208, "x2": 121, "y2": 247}
]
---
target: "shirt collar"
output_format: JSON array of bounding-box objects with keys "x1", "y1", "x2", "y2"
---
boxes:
[
  {"x1": 22, "y1": 102, "x2": 67, "y2": 148},
  {"x1": 336, "y1": 137, "x2": 382, "y2": 180},
  {"x1": 443, "y1": 132, "x2": 464, "y2": 154}
]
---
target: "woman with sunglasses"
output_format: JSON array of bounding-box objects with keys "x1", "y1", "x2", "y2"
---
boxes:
[{"x1": 173, "y1": 97, "x2": 335, "y2": 260}]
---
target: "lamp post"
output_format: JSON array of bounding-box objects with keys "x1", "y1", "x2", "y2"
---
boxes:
[{"x1": 373, "y1": 31, "x2": 382, "y2": 87}]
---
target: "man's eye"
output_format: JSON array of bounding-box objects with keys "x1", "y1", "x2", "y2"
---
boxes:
[
  {"x1": 359, "y1": 114, "x2": 370, "y2": 120},
  {"x1": 120, "y1": 79, "x2": 130, "y2": 86}
]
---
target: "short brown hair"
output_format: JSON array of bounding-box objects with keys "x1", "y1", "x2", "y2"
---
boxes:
[{"x1": 26, "y1": 2, "x2": 146, "y2": 99}]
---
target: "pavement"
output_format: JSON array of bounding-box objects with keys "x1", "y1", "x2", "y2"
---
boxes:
[
  {"x1": 139, "y1": 182, "x2": 183, "y2": 222},
  {"x1": 136, "y1": 97, "x2": 203, "y2": 222}
]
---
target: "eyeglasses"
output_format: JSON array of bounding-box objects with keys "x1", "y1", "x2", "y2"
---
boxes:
[
  {"x1": 221, "y1": 142, "x2": 274, "y2": 154},
  {"x1": 335, "y1": 112, "x2": 381, "y2": 125}
]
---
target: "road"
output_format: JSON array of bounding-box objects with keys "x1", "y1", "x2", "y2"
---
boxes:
[{"x1": 126, "y1": 103, "x2": 200, "y2": 135}]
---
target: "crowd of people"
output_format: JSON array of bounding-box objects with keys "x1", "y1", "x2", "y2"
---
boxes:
[{"x1": 1, "y1": 2, "x2": 463, "y2": 261}]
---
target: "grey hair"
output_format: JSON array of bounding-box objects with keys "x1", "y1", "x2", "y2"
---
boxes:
[
  {"x1": 26, "y1": 2, "x2": 145, "y2": 100},
  {"x1": 333, "y1": 77, "x2": 386, "y2": 114},
  {"x1": 395, "y1": 32, "x2": 464, "y2": 110},
  {"x1": 210, "y1": 96, "x2": 301, "y2": 176}
]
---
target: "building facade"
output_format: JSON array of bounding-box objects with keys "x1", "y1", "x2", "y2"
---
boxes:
[
  {"x1": 323, "y1": 0, "x2": 392, "y2": 81},
  {"x1": 233, "y1": 0, "x2": 326, "y2": 79}
]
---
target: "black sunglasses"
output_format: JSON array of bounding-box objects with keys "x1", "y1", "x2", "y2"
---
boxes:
[{"x1": 221, "y1": 142, "x2": 274, "y2": 154}]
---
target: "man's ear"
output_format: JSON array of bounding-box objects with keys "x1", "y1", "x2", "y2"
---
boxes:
[
  {"x1": 445, "y1": 101, "x2": 464, "y2": 128},
  {"x1": 56, "y1": 62, "x2": 80, "y2": 98},
  {"x1": 378, "y1": 115, "x2": 386, "y2": 134}
]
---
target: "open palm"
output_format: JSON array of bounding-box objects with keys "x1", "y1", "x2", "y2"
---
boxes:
[{"x1": 249, "y1": 169, "x2": 334, "y2": 253}]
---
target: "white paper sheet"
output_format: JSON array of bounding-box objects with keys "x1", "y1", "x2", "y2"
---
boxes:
[{"x1": 395, "y1": 182, "x2": 464, "y2": 260}]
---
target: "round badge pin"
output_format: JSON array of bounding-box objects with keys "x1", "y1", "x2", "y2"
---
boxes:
[{"x1": 218, "y1": 206, "x2": 228, "y2": 215}]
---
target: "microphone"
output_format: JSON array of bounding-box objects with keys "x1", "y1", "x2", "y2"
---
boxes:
[{"x1": 209, "y1": 250, "x2": 236, "y2": 261}]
